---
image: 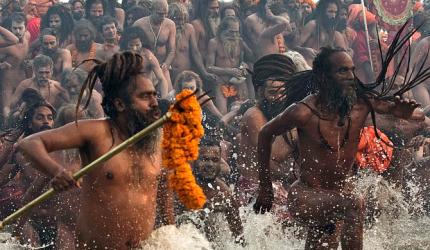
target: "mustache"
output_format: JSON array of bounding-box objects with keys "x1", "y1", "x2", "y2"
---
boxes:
[{"x1": 40, "y1": 125, "x2": 52, "y2": 130}]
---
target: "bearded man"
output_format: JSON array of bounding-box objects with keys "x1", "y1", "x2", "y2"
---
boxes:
[
  {"x1": 237, "y1": 55, "x2": 297, "y2": 219},
  {"x1": 133, "y1": 0, "x2": 176, "y2": 91},
  {"x1": 254, "y1": 47, "x2": 424, "y2": 249},
  {"x1": 66, "y1": 19, "x2": 102, "y2": 72},
  {"x1": 0, "y1": 12, "x2": 30, "y2": 117},
  {"x1": 207, "y1": 16, "x2": 253, "y2": 114},
  {"x1": 71, "y1": 0, "x2": 85, "y2": 21},
  {"x1": 11, "y1": 55, "x2": 69, "y2": 111},
  {"x1": 18, "y1": 52, "x2": 173, "y2": 249},
  {"x1": 0, "y1": 99, "x2": 57, "y2": 247},
  {"x1": 168, "y1": 3, "x2": 216, "y2": 83},
  {"x1": 40, "y1": 5, "x2": 74, "y2": 48},
  {"x1": 39, "y1": 28, "x2": 72, "y2": 81},
  {"x1": 191, "y1": 0, "x2": 220, "y2": 58},
  {"x1": 299, "y1": 0, "x2": 347, "y2": 53}
]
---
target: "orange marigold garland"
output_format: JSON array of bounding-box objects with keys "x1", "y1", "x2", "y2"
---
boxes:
[{"x1": 162, "y1": 89, "x2": 206, "y2": 209}]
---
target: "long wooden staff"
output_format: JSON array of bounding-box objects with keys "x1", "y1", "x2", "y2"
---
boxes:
[
  {"x1": 361, "y1": 0, "x2": 374, "y2": 73},
  {"x1": 0, "y1": 112, "x2": 172, "y2": 230}
]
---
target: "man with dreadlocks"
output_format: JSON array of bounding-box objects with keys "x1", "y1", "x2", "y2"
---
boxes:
[
  {"x1": 191, "y1": 0, "x2": 220, "y2": 58},
  {"x1": 168, "y1": 2, "x2": 216, "y2": 83},
  {"x1": 254, "y1": 47, "x2": 424, "y2": 249},
  {"x1": 298, "y1": 0, "x2": 347, "y2": 53},
  {"x1": 18, "y1": 51, "x2": 172, "y2": 249},
  {"x1": 237, "y1": 54, "x2": 297, "y2": 219}
]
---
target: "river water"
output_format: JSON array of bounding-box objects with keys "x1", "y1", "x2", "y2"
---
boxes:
[{"x1": 1, "y1": 173, "x2": 429, "y2": 249}]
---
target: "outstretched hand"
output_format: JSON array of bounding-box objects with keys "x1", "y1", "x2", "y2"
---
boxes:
[
  {"x1": 392, "y1": 96, "x2": 423, "y2": 120},
  {"x1": 253, "y1": 184, "x2": 274, "y2": 214}
]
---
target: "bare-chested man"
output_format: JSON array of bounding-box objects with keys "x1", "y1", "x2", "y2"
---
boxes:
[
  {"x1": 299, "y1": 0, "x2": 347, "y2": 53},
  {"x1": 237, "y1": 55, "x2": 297, "y2": 213},
  {"x1": 0, "y1": 99, "x2": 58, "y2": 247},
  {"x1": 254, "y1": 47, "x2": 424, "y2": 249},
  {"x1": 168, "y1": 3, "x2": 217, "y2": 83},
  {"x1": 96, "y1": 15, "x2": 120, "y2": 61},
  {"x1": 11, "y1": 55, "x2": 68, "y2": 110},
  {"x1": 119, "y1": 26, "x2": 169, "y2": 97},
  {"x1": 66, "y1": 19, "x2": 102, "y2": 72},
  {"x1": 253, "y1": 0, "x2": 291, "y2": 58},
  {"x1": 18, "y1": 52, "x2": 173, "y2": 249},
  {"x1": 133, "y1": 0, "x2": 176, "y2": 91},
  {"x1": 0, "y1": 12, "x2": 30, "y2": 117},
  {"x1": 207, "y1": 16, "x2": 253, "y2": 114},
  {"x1": 191, "y1": 0, "x2": 220, "y2": 59},
  {"x1": 39, "y1": 28, "x2": 72, "y2": 81}
]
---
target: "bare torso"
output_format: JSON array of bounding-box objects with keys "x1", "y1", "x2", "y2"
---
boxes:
[
  {"x1": 210, "y1": 38, "x2": 242, "y2": 83},
  {"x1": 134, "y1": 17, "x2": 174, "y2": 64},
  {"x1": 294, "y1": 95, "x2": 369, "y2": 190},
  {"x1": 171, "y1": 24, "x2": 193, "y2": 75},
  {"x1": 76, "y1": 120, "x2": 162, "y2": 249}
]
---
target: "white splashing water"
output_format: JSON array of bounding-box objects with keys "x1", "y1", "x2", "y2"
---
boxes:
[{"x1": 1, "y1": 174, "x2": 429, "y2": 250}]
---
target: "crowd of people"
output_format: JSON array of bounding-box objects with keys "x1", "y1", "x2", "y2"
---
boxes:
[{"x1": 0, "y1": 0, "x2": 430, "y2": 249}]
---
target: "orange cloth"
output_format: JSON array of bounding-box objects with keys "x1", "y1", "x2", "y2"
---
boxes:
[
  {"x1": 358, "y1": 11, "x2": 377, "y2": 25},
  {"x1": 302, "y1": 0, "x2": 316, "y2": 10},
  {"x1": 356, "y1": 126, "x2": 393, "y2": 173},
  {"x1": 220, "y1": 84, "x2": 238, "y2": 98}
]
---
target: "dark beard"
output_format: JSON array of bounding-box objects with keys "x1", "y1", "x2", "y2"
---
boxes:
[
  {"x1": 89, "y1": 16, "x2": 103, "y2": 28},
  {"x1": 322, "y1": 16, "x2": 337, "y2": 31},
  {"x1": 320, "y1": 80, "x2": 357, "y2": 126},
  {"x1": 43, "y1": 48, "x2": 59, "y2": 60},
  {"x1": 336, "y1": 19, "x2": 347, "y2": 32},
  {"x1": 258, "y1": 99, "x2": 285, "y2": 120},
  {"x1": 76, "y1": 40, "x2": 92, "y2": 52},
  {"x1": 73, "y1": 12, "x2": 83, "y2": 20},
  {"x1": 126, "y1": 106, "x2": 161, "y2": 154},
  {"x1": 222, "y1": 39, "x2": 239, "y2": 59}
]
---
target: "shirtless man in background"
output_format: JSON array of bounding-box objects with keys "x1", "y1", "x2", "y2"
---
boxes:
[
  {"x1": 191, "y1": 0, "x2": 220, "y2": 59},
  {"x1": 134, "y1": 0, "x2": 176, "y2": 91},
  {"x1": 39, "y1": 28, "x2": 72, "y2": 81},
  {"x1": 299, "y1": 0, "x2": 347, "y2": 53},
  {"x1": 119, "y1": 26, "x2": 169, "y2": 97},
  {"x1": 96, "y1": 16, "x2": 120, "y2": 61},
  {"x1": 11, "y1": 55, "x2": 69, "y2": 110},
  {"x1": 207, "y1": 16, "x2": 253, "y2": 114},
  {"x1": 0, "y1": 12, "x2": 30, "y2": 117},
  {"x1": 18, "y1": 52, "x2": 173, "y2": 249},
  {"x1": 168, "y1": 3, "x2": 216, "y2": 83}
]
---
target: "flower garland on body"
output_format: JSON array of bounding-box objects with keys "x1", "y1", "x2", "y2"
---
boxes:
[{"x1": 162, "y1": 89, "x2": 206, "y2": 209}]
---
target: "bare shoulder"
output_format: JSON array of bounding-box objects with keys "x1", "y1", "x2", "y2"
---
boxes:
[
  {"x1": 17, "y1": 78, "x2": 32, "y2": 87},
  {"x1": 133, "y1": 16, "x2": 148, "y2": 27},
  {"x1": 244, "y1": 13, "x2": 257, "y2": 25},
  {"x1": 286, "y1": 95, "x2": 316, "y2": 125},
  {"x1": 185, "y1": 23, "x2": 195, "y2": 33},
  {"x1": 59, "y1": 48, "x2": 71, "y2": 56},
  {"x1": 164, "y1": 18, "x2": 175, "y2": 26},
  {"x1": 191, "y1": 19, "x2": 203, "y2": 31},
  {"x1": 243, "y1": 106, "x2": 264, "y2": 120},
  {"x1": 208, "y1": 38, "x2": 218, "y2": 47},
  {"x1": 304, "y1": 20, "x2": 317, "y2": 29}
]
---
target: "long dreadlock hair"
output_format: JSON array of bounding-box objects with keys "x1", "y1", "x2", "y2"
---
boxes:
[
  {"x1": 249, "y1": 54, "x2": 297, "y2": 120},
  {"x1": 75, "y1": 51, "x2": 145, "y2": 121},
  {"x1": 41, "y1": 5, "x2": 74, "y2": 46},
  {"x1": 282, "y1": 20, "x2": 430, "y2": 147}
]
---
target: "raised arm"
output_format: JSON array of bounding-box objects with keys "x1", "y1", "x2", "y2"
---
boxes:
[
  {"x1": 371, "y1": 96, "x2": 424, "y2": 121},
  {"x1": 298, "y1": 20, "x2": 316, "y2": 47},
  {"x1": 61, "y1": 49, "x2": 72, "y2": 70},
  {"x1": 0, "y1": 26, "x2": 19, "y2": 48},
  {"x1": 260, "y1": 15, "x2": 289, "y2": 40}
]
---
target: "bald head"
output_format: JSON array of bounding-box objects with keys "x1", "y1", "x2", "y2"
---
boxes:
[{"x1": 151, "y1": 0, "x2": 168, "y2": 24}]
